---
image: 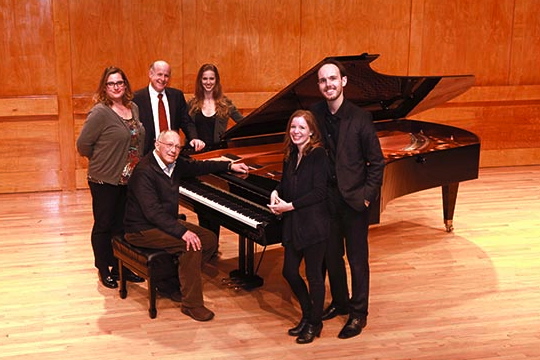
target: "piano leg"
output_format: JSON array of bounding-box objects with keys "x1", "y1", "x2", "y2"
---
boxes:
[
  {"x1": 227, "y1": 235, "x2": 264, "y2": 290},
  {"x1": 442, "y1": 182, "x2": 459, "y2": 232}
]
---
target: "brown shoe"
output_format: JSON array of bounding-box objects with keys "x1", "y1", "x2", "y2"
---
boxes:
[{"x1": 181, "y1": 306, "x2": 215, "y2": 321}]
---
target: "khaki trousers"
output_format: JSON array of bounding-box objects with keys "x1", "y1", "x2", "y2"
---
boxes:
[{"x1": 125, "y1": 220, "x2": 218, "y2": 308}]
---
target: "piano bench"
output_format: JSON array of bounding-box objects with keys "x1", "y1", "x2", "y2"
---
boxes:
[{"x1": 111, "y1": 235, "x2": 178, "y2": 319}]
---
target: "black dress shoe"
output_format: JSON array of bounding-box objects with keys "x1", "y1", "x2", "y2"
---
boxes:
[
  {"x1": 338, "y1": 317, "x2": 367, "y2": 339},
  {"x1": 111, "y1": 268, "x2": 144, "y2": 283},
  {"x1": 296, "y1": 323, "x2": 323, "y2": 344},
  {"x1": 321, "y1": 304, "x2": 348, "y2": 321},
  {"x1": 99, "y1": 272, "x2": 118, "y2": 289},
  {"x1": 125, "y1": 273, "x2": 145, "y2": 283},
  {"x1": 288, "y1": 318, "x2": 309, "y2": 336}
]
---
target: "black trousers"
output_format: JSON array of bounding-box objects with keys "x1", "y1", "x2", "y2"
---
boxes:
[
  {"x1": 325, "y1": 188, "x2": 370, "y2": 318},
  {"x1": 282, "y1": 241, "x2": 327, "y2": 325},
  {"x1": 88, "y1": 181, "x2": 127, "y2": 274}
]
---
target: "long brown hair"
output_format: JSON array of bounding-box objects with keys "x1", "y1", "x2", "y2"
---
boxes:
[
  {"x1": 93, "y1": 66, "x2": 133, "y2": 107},
  {"x1": 283, "y1": 110, "x2": 323, "y2": 161},
  {"x1": 188, "y1": 63, "x2": 230, "y2": 119}
]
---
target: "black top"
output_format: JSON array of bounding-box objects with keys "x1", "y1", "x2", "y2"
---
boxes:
[
  {"x1": 275, "y1": 146, "x2": 330, "y2": 250},
  {"x1": 311, "y1": 99, "x2": 385, "y2": 212},
  {"x1": 193, "y1": 112, "x2": 216, "y2": 145}
]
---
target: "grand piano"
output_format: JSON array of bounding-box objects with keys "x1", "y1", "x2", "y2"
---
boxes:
[{"x1": 178, "y1": 53, "x2": 480, "y2": 289}]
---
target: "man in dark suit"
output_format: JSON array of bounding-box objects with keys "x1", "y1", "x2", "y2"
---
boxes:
[
  {"x1": 133, "y1": 60, "x2": 205, "y2": 155},
  {"x1": 310, "y1": 59, "x2": 385, "y2": 339}
]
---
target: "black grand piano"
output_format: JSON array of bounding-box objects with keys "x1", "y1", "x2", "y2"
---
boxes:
[{"x1": 178, "y1": 53, "x2": 480, "y2": 289}]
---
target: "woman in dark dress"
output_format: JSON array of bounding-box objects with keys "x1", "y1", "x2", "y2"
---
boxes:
[{"x1": 268, "y1": 109, "x2": 330, "y2": 344}]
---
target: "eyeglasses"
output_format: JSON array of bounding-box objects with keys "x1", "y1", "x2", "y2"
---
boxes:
[
  {"x1": 158, "y1": 141, "x2": 182, "y2": 151},
  {"x1": 106, "y1": 81, "x2": 125, "y2": 88}
]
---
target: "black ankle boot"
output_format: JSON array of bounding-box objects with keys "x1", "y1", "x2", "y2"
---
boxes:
[
  {"x1": 296, "y1": 322, "x2": 322, "y2": 344},
  {"x1": 288, "y1": 318, "x2": 309, "y2": 336}
]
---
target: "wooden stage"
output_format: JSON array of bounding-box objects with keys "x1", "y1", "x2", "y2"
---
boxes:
[{"x1": 0, "y1": 166, "x2": 539, "y2": 360}]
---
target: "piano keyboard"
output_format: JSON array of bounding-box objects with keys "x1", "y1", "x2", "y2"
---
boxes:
[{"x1": 179, "y1": 180, "x2": 274, "y2": 229}]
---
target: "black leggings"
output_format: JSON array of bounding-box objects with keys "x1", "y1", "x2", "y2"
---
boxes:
[{"x1": 282, "y1": 241, "x2": 326, "y2": 325}]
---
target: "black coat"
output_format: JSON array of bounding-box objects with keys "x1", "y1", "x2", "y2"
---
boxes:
[
  {"x1": 275, "y1": 146, "x2": 330, "y2": 250},
  {"x1": 311, "y1": 99, "x2": 385, "y2": 211},
  {"x1": 133, "y1": 87, "x2": 198, "y2": 155},
  {"x1": 124, "y1": 153, "x2": 229, "y2": 239}
]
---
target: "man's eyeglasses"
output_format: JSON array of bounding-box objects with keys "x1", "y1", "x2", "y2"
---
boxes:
[
  {"x1": 158, "y1": 141, "x2": 182, "y2": 151},
  {"x1": 106, "y1": 81, "x2": 125, "y2": 88}
]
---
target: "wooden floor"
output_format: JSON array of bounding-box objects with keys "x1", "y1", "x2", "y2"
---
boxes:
[{"x1": 1, "y1": 166, "x2": 539, "y2": 360}]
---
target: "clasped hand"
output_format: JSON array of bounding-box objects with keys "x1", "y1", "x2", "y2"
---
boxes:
[{"x1": 267, "y1": 190, "x2": 293, "y2": 215}]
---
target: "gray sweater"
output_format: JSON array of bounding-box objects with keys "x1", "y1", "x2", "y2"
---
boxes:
[{"x1": 77, "y1": 102, "x2": 145, "y2": 185}]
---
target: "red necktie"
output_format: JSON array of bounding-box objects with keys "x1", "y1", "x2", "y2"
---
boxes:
[{"x1": 157, "y1": 93, "x2": 168, "y2": 133}]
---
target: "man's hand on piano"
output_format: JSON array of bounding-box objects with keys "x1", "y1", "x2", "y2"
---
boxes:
[
  {"x1": 181, "y1": 230, "x2": 202, "y2": 251},
  {"x1": 230, "y1": 162, "x2": 249, "y2": 174}
]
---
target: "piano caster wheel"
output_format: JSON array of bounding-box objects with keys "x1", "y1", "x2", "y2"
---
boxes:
[{"x1": 444, "y1": 220, "x2": 454, "y2": 232}]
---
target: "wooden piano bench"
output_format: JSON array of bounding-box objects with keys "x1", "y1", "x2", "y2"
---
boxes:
[{"x1": 111, "y1": 235, "x2": 178, "y2": 319}]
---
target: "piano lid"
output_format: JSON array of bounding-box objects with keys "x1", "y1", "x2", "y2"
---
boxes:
[{"x1": 222, "y1": 53, "x2": 475, "y2": 141}]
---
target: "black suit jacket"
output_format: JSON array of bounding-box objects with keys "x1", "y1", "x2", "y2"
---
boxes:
[
  {"x1": 311, "y1": 99, "x2": 385, "y2": 212},
  {"x1": 133, "y1": 87, "x2": 198, "y2": 155}
]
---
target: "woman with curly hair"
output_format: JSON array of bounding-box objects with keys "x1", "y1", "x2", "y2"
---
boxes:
[{"x1": 77, "y1": 66, "x2": 145, "y2": 289}]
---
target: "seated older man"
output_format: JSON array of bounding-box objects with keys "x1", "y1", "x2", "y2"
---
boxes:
[{"x1": 124, "y1": 130, "x2": 249, "y2": 321}]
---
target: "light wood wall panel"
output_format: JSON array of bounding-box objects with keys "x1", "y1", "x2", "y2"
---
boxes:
[
  {"x1": 68, "y1": 0, "x2": 185, "y2": 94},
  {"x1": 1, "y1": 0, "x2": 539, "y2": 193},
  {"x1": 53, "y1": 0, "x2": 77, "y2": 190},
  {"x1": 181, "y1": 0, "x2": 302, "y2": 93},
  {"x1": 300, "y1": 0, "x2": 412, "y2": 75},
  {"x1": 0, "y1": 120, "x2": 60, "y2": 192},
  {"x1": 0, "y1": 0, "x2": 56, "y2": 96},
  {"x1": 510, "y1": 0, "x2": 540, "y2": 84},
  {"x1": 409, "y1": 0, "x2": 514, "y2": 84}
]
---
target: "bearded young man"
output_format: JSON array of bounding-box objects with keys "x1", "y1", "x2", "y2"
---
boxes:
[{"x1": 310, "y1": 60, "x2": 385, "y2": 339}]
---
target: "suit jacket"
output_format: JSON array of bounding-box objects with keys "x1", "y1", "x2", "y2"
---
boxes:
[
  {"x1": 133, "y1": 86, "x2": 198, "y2": 155},
  {"x1": 311, "y1": 99, "x2": 385, "y2": 212}
]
